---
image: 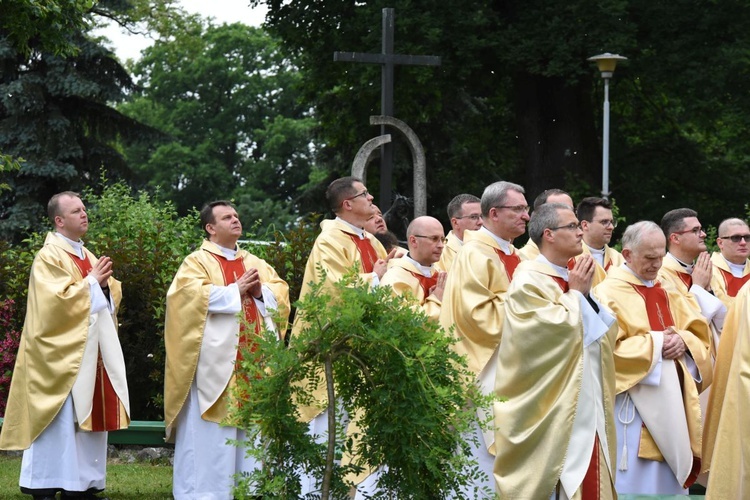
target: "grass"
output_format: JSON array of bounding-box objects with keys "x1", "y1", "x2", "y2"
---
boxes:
[{"x1": 0, "y1": 455, "x2": 173, "y2": 499}]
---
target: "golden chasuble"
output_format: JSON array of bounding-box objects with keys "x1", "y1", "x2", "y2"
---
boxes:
[
  {"x1": 380, "y1": 259, "x2": 441, "y2": 322},
  {"x1": 701, "y1": 281, "x2": 750, "y2": 496},
  {"x1": 593, "y1": 267, "x2": 711, "y2": 485},
  {"x1": 494, "y1": 260, "x2": 617, "y2": 500},
  {"x1": 164, "y1": 241, "x2": 290, "y2": 440},
  {"x1": 291, "y1": 219, "x2": 387, "y2": 422},
  {"x1": 0, "y1": 233, "x2": 125, "y2": 450},
  {"x1": 439, "y1": 229, "x2": 517, "y2": 376},
  {"x1": 579, "y1": 244, "x2": 625, "y2": 287},
  {"x1": 710, "y1": 252, "x2": 750, "y2": 310}
]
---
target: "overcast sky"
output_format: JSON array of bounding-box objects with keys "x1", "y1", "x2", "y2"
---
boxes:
[{"x1": 94, "y1": 0, "x2": 268, "y2": 62}]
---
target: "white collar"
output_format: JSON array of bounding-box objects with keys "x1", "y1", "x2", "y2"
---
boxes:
[
  {"x1": 536, "y1": 254, "x2": 568, "y2": 281},
  {"x1": 666, "y1": 252, "x2": 694, "y2": 274},
  {"x1": 479, "y1": 226, "x2": 512, "y2": 255},
  {"x1": 622, "y1": 263, "x2": 655, "y2": 287},
  {"x1": 404, "y1": 254, "x2": 434, "y2": 277},
  {"x1": 55, "y1": 232, "x2": 84, "y2": 259},
  {"x1": 336, "y1": 216, "x2": 365, "y2": 239}
]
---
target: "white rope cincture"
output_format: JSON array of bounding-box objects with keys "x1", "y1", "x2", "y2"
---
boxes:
[{"x1": 617, "y1": 392, "x2": 635, "y2": 471}]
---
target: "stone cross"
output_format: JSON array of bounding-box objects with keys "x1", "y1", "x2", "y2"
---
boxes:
[{"x1": 334, "y1": 7, "x2": 440, "y2": 211}]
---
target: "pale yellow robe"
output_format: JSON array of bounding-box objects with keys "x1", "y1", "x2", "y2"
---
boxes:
[
  {"x1": 163, "y1": 240, "x2": 290, "y2": 440},
  {"x1": 380, "y1": 257, "x2": 441, "y2": 322},
  {"x1": 709, "y1": 251, "x2": 750, "y2": 310},
  {"x1": 594, "y1": 266, "x2": 712, "y2": 490},
  {"x1": 435, "y1": 230, "x2": 461, "y2": 273},
  {"x1": 0, "y1": 233, "x2": 126, "y2": 450},
  {"x1": 494, "y1": 260, "x2": 617, "y2": 499},
  {"x1": 517, "y1": 238, "x2": 539, "y2": 261},
  {"x1": 291, "y1": 218, "x2": 387, "y2": 424},
  {"x1": 702, "y1": 281, "x2": 750, "y2": 498}
]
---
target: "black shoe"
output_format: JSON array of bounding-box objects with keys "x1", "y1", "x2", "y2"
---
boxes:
[{"x1": 61, "y1": 491, "x2": 108, "y2": 500}]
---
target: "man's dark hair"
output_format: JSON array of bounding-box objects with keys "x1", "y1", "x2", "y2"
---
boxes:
[
  {"x1": 576, "y1": 197, "x2": 612, "y2": 222},
  {"x1": 326, "y1": 176, "x2": 362, "y2": 213},
  {"x1": 375, "y1": 231, "x2": 400, "y2": 253},
  {"x1": 533, "y1": 188, "x2": 571, "y2": 210},
  {"x1": 200, "y1": 200, "x2": 236, "y2": 239},
  {"x1": 660, "y1": 208, "x2": 698, "y2": 245},
  {"x1": 447, "y1": 194, "x2": 481, "y2": 219},
  {"x1": 47, "y1": 191, "x2": 81, "y2": 224}
]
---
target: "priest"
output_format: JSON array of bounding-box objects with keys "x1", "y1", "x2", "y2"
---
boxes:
[
  {"x1": 494, "y1": 203, "x2": 618, "y2": 499},
  {"x1": 164, "y1": 200, "x2": 290, "y2": 499},
  {"x1": 594, "y1": 221, "x2": 712, "y2": 495},
  {"x1": 439, "y1": 180, "x2": 530, "y2": 496},
  {"x1": 381, "y1": 216, "x2": 447, "y2": 322},
  {"x1": 710, "y1": 217, "x2": 750, "y2": 310},
  {"x1": 0, "y1": 191, "x2": 129, "y2": 500},
  {"x1": 435, "y1": 194, "x2": 482, "y2": 272}
]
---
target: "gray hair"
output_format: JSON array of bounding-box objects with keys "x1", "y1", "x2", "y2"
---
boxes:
[
  {"x1": 528, "y1": 203, "x2": 570, "y2": 246},
  {"x1": 621, "y1": 221, "x2": 662, "y2": 252},
  {"x1": 480, "y1": 181, "x2": 525, "y2": 217}
]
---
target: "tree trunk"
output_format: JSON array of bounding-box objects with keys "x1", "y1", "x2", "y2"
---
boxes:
[
  {"x1": 322, "y1": 354, "x2": 335, "y2": 499},
  {"x1": 512, "y1": 72, "x2": 601, "y2": 201}
]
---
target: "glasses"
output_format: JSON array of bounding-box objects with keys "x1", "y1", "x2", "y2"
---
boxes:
[
  {"x1": 344, "y1": 190, "x2": 369, "y2": 201},
  {"x1": 549, "y1": 222, "x2": 581, "y2": 231},
  {"x1": 414, "y1": 235, "x2": 447, "y2": 244},
  {"x1": 495, "y1": 205, "x2": 530, "y2": 214},
  {"x1": 673, "y1": 226, "x2": 703, "y2": 236},
  {"x1": 592, "y1": 219, "x2": 617, "y2": 228},
  {"x1": 719, "y1": 234, "x2": 750, "y2": 243},
  {"x1": 454, "y1": 214, "x2": 482, "y2": 221}
]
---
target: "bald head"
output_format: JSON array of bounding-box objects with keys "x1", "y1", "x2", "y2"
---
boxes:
[{"x1": 407, "y1": 216, "x2": 446, "y2": 266}]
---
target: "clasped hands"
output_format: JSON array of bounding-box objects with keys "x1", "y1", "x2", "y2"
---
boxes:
[
  {"x1": 662, "y1": 326, "x2": 687, "y2": 360},
  {"x1": 235, "y1": 268, "x2": 263, "y2": 300}
]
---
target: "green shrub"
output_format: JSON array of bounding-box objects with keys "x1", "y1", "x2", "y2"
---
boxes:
[
  {"x1": 231, "y1": 269, "x2": 493, "y2": 499},
  {"x1": 81, "y1": 183, "x2": 201, "y2": 420}
]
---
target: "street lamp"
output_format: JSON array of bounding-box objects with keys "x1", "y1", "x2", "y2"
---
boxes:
[{"x1": 588, "y1": 52, "x2": 627, "y2": 200}]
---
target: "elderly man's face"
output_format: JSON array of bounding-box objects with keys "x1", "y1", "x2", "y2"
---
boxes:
[{"x1": 625, "y1": 230, "x2": 666, "y2": 281}]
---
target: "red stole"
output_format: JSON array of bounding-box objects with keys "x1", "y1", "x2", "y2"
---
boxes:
[
  {"x1": 550, "y1": 275, "x2": 569, "y2": 293},
  {"x1": 676, "y1": 271, "x2": 693, "y2": 291},
  {"x1": 718, "y1": 268, "x2": 750, "y2": 297},
  {"x1": 69, "y1": 253, "x2": 122, "y2": 432},
  {"x1": 492, "y1": 248, "x2": 521, "y2": 281},
  {"x1": 346, "y1": 233, "x2": 379, "y2": 273},
  {"x1": 408, "y1": 270, "x2": 438, "y2": 298},
  {"x1": 629, "y1": 282, "x2": 675, "y2": 330},
  {"x1": 209, "y1": 253, "x2": 264, "y2": 363}
]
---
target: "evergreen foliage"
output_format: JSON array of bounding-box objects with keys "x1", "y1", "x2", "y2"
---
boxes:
[
  {"x1": 231, "y1": 270, "x2": 493, "y2": 499},
  {"x1": 120, "y1": 18, "x2": 318, "y2": 230}
]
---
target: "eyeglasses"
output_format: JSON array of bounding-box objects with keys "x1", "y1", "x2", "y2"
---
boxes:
[
  {"x1": 414, "y1": 235, "x2": 448, "y2": 244},
  {"x1": 673, "y1": 226, "x2": 703, "y2": 236},
  {"x1": 592, "y1": 219, "x2": 617, "y2": 228},
  {"x1": 495, "y1": 205, "x2": 530, "y2": 214},
  {"x1": 719, "y1": 234, "x2": 750, "y2": 243},
  {"x1": 454, "y1": 214, "x2": 482, "y2": 221},
  {"x1": 344, "y1": 190, "x2": 369, "y2": 201},
  {"x1": 549, "y1": 222, "x2": 581, "y2": 231}
]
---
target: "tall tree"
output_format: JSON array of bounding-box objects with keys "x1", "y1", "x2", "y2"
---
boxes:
[
  {"x1": 120, "y1": 17, "x2": 317, "y2": 230},
  {"x1": 0, "y1": 0, "x2": 162, "y2": 239},
  {"x1": 256, "y1": 0, "x2": 750, "y2": 228}
]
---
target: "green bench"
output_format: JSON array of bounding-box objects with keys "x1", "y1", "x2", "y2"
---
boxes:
[{"x1": 0, "y1": 418, "x2": 166, "y2": 446}]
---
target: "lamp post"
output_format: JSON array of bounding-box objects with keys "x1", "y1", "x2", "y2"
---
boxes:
[{"x1": 588, "y1": 53, "x2": 627, "y2": 200}]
